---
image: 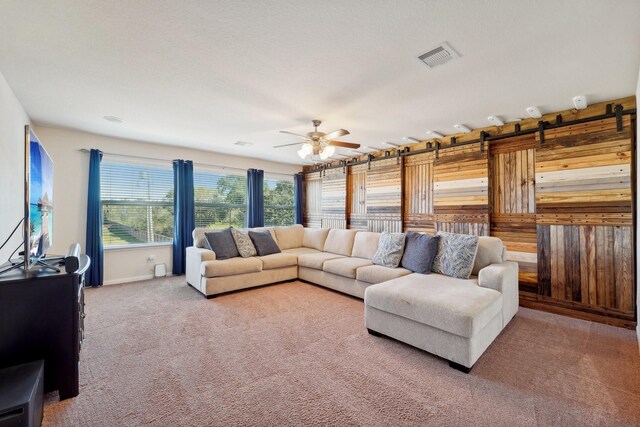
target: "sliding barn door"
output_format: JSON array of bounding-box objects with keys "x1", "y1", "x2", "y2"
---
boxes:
[
  {"x1": 433, "y1": 142, "x2": 489, "y2": 235},
  {"x1": 303, "y1": 171, "x2": 322, "y2": 228},
  {"x1": 348, "y1": 164, "x2": 368, "y2": 231},
  {"x1": 365, "y1": 158, "x2": 403, "y2": 232},
  {"x1": 321, "y1": 168, "x2": 347, "y2": 229},
  {"x1": 489, "y1": 134, "x2": 538, "y2": 295},
  {"x1": 404, "y1": 151, "x2": 435, "y2": 233},
  {"x1": 535, "y1": 116, "x2": 635, "y2": 322}
]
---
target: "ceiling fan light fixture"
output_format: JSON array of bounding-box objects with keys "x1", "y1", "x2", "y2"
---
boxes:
[
  {"x1": 301, "y1": 143, "x2": 313, "y2": 155},
  {"x1": 297, "y1": 149, "x2": 307, "y2": 159},
  {"x1": 323, "y1": 145, "x2": 336, "y2": 158}
]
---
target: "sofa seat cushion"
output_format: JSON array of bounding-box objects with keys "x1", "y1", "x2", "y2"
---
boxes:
[
  {"x1": 364, "y1": 274, "x2": 502, "y2": 338},
  {"x1": 200, "y1": 257, "x2": 263, "y2": 278},
  {"x1": 298, "y1": 252, "x2": 345, "y2": 270},
  {"x1": 258, "y1": 253, "x2": 298, "y2": 270},
  {"x1": 322, "y1": 257, "x2": 373, "y2": 279},
  {"x1": 356, "y1": 265, "x2": 412, "y2": 284},
  {"x1": 283, "y1": 247, "x2": 321, "y2": 256}
]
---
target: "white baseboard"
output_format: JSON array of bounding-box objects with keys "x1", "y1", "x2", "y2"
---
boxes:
[{"x1": 104, "y1": 273, "x2": 175, "y2": 286}]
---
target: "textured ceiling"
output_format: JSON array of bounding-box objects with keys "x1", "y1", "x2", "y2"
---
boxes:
[{"x1": 1, "y1": 0, "x2": 639, "y2": 165}]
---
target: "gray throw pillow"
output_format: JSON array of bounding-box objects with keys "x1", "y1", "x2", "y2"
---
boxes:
[
  {"x1": 432, "y1": 231, "x2": 479, "y2": 279},
  {"x1": 401, "y1": 231, "x2": 440, "y2": 274},
  {"x1": 204, "y1": 228, "x2": 240, "y2": 260},
  {"x1": 248, "y1": 230, "x2": 281, "y2": 256},
  {"x1": 371, "y1": 232, "x2": 406, "y2": 268},
  {"x1": 230, "y1": 228, "x2": 257, "y2": 258}
]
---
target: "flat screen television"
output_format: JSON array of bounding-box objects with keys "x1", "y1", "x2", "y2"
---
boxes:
[{"x1": 24, "y1": 125, "x2": 54, "y2": 268}]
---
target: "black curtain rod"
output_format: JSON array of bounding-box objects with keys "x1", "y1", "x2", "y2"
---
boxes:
[{"x1": 302, "y1": 106, "x2": 636, "y2": 175}]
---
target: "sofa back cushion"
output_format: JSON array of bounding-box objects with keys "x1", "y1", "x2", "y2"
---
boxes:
[
  {"x1": 303, "y1": 228, "x2": 330, "y2": 251},
  {"x1": 248, "y1": 230, "x2": 281, "y2": 256},
  {"x1": 323, "y1": 229, "x2": 358, "y2": 256},
  {"x1": 351, "y1": 232, "x2": 380, "y2": 260},
  {"x1": 471, "y1": 236, "x2": 505, "y2": 276},
  {"x1": 401, "y1": 231, "x2": 440, "y2": 274},
  {"x1": 204, "y1": 229, "x2": 240, "y2": 260},
  {"x1": 274, "y1": 224, "x2": 303, "y2": 250}
]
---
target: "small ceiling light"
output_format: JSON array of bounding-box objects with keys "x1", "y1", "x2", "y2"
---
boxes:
[
  {"x1": 402, "y1": 137, "x2": 421, "y2": 143},
  {"x1": 453, "y1": 124, "x2": 472, "y2": 133},
  {"x1": 526, "y1": 106, "x2": 542, "y2": 119},
  {"x1": 103, "y1": 116, "x2": 125, "y2": 123},
  {"x1": 426, "y1": 130, "x2": 444, "y2": 138},
  {"x1": 573, "y1": 95, "x2": 588, "y2": 110},
  {"x1": 487, "y1": 116, "x2": 504, "y2": 126},
  {"x1": 383, "y1": 142, "x2": 399, "y2": 147}
]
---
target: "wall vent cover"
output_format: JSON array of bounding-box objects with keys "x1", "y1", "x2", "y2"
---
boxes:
[{"x1": 418, "y1": 42, "x2": 460, "y2": 69}]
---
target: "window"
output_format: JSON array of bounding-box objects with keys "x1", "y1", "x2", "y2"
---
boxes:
[
  {"x1": 101, "y1": 161, "x2": 174, "y2": 246},
  {"x1": 264, "y1": 175, "x2": 294, "y2": 226},
  {"x1": 194, "y1": 168, "x2": 247, "y2": 229}
]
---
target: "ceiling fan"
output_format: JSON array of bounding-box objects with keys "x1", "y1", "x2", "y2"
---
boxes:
[{"x1": 274, "y1": 120, "x2": 360, "y2": 160}]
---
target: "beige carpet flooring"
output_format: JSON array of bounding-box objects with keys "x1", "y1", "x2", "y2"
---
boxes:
[{"x1": 43, "y1": 277, "x2": 640, "y2": 426}]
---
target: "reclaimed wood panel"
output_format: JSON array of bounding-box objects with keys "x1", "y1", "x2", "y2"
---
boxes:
[
  {"x1": 303, "y1": 172, "x2": 322, "y2": 228},
  {"x1": 538, "y1": 224, "x2": 634, "y2": 315},
  {"x1": 535, "y1": 116, "x2": 633, "y2": 213},
  {"x1": 321, "y1": 169, "x2": 347, "y2": 229},
  {"x1": 366, "y1": 158, "x2": 402, "y2": 232},
  {"x1": 434, "y1": 142, "x2": 488, "y2": 235},
  {"x1": 403, "y1": 151, "x2": 434, "y2": 232},
  {"x1": 348, "y1": 167, "x2": 368, "y2": 230},
  {"x1": 488, "y1": 134, "x2": 538, "y2": 292}
]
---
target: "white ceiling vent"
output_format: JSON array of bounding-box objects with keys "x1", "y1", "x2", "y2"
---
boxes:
[{"x1": 418, "y1": 42, "x2": 460, "y2": 69}]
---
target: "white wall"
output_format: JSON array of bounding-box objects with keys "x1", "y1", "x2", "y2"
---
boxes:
[
  {"x1": 0, "y1": 73, "x2": 30, "y2": 262},
  {"x1": 33, "y1": 125, "x2": 300, "y2": 284},
  {"x1": 637, "y1": 70, "x2": 640, "y2": 346}
]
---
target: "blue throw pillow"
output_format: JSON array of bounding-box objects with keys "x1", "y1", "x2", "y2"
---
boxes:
[
  {"x1": 248, "y1": 230, "x2": 281, "y2": 256},
  {"x1": 204, "y1": 228, "x2": 240, "y2": 260},
  {"x1": 400, "y1": 231, "x2": 440, "y2": 274}
]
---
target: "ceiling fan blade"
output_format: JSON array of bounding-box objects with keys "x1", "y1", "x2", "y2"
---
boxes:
[
  {"x1": 322, "y1": 129, "x2": 350, "y2": 140},
  {"x1": 273, "y1": 142, "x2": 305, "y2": 148},
  {"x1": 328, "y1": 141, "x2": 360, "y2": 149},
  {"x1": 279, "y1": 130, "x2": 308, "y2": 138}
]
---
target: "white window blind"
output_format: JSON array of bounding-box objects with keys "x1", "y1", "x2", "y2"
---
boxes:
[
  {"x1": 264, "y1": 174, "x2": 294, "y2": 227},
  {"x1": 193, "y1": 168, "x2": 247, "y2": 229},
  {"x1": 101, "y1": 161, "x2": 174, "y2": 246}
]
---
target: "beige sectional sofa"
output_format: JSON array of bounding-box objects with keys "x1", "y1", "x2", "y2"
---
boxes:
[{"x1": 185, "y1": 224, "x2": 518, "y2": 371}]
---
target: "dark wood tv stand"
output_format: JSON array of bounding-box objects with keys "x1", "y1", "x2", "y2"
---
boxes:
[{"x1": 0, "y1": 254, "x2": 90, "y2": 400}]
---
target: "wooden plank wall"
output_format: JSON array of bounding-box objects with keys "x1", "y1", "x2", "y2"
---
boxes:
[
  {"x1": 320, "y1": 168, "x2": 347, "y2": 229},
  {"x1": 433, "y1": 142, "x2": 489, "y2": 236},
  {"x1": 404, "y1": 151, "x2": 435, "y2": 233},
  {"x1": 365, "y1": 158, "x2": 403, "y2": 232},
  {"x1": 489, "y1": 134, "x2": 538, "y2": 294},
  {"x1": 534, "y1": 116, "x2": 634, "y2": 322},
  {"x1": 348, "y1": 164, "x2": 368, "y2": 231},
  {"x1": 302, "y1": 97, "x2": 636, "y2": 327},
  {"x1": 303, "y1": 171, "x2": 322, "y2": 228}
]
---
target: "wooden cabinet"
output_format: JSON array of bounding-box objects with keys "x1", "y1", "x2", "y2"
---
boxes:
[{"x1": 0, "y1": 256, "x2": 89, "y2": 400}]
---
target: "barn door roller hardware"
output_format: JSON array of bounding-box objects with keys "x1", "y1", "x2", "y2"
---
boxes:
[
  {"x1": 450, "y1": 136, "x2": 457, "y2": 145},
  {"x1": 615, "y1": 104, "x2": 623, "y2": 131},
  {"x1": 367, "y1": 154, "x2": 374, "y2": 170},
  {"x1": 435, "y1": 141, "x2": 440, "y2": 159},
  {"x1": 479, "y1": 131, "x2": 488, "y2": 153},
  {"x1": 538, "y1": 121, "x2": 546, "y2": 144}
]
